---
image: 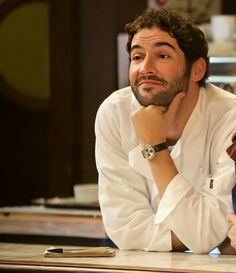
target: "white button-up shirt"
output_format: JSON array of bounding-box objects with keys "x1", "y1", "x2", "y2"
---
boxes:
[{"x1": 95, "y1": 83, "x2": 236, "y2": 253}]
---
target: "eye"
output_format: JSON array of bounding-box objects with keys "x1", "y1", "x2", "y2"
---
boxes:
[
  {"x1": 159, "y1": 53, "x2": 169, "y2": 59},
  {"x1": 131, "y1": 54, "x2": 142, "y2": 62}
]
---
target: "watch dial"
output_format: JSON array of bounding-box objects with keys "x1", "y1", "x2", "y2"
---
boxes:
[{"x1": 145, "y1": 147, "x2": 155, "y2": 159}]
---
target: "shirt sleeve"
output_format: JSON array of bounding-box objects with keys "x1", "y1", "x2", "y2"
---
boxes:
[
  {"x1": 156, "y1": 168, "x2": 234, "y2": 253},
  {"x1": 95, "y1": 100, "x2": 173, "y2": 251}
]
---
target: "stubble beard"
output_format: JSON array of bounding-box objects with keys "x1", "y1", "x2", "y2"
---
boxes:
[{"x1": 131, "y1": 70, "x2": 190, "y2": 107}]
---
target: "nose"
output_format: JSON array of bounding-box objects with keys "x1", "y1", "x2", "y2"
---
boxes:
[{"x1": 139, "y1": 56, "x2": 156, "y2": 75}]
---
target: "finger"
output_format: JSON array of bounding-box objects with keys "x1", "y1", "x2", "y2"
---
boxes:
[{"x1": 227, "y1": 212, "x2": 236, "y2": 224}]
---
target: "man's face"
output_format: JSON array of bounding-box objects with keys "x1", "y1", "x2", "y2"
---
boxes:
[{"x1": 129, "y1": 27, "x2": 190, "y2": 107}]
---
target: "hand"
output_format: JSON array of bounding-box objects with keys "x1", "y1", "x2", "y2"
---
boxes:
[
  {"x1": 131, "y1": 92, "x2": 185, "y2": 145},
  {"x1": 227, "y1": 212, "x2": 236, "y2": 250}
]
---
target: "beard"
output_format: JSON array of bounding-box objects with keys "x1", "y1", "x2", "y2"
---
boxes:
[{"x1": 131, "y1": 68, "x2": 190, "y2": 107}]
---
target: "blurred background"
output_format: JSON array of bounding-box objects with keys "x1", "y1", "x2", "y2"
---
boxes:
[{"x1": 0, "y1": 0, "x2": 235, "y2": 206}]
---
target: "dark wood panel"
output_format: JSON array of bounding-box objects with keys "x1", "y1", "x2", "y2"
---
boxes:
[
  {"x1": 0, "y1": 98, "x2": 49, "y2": 206},
  {"x1": 222, "y1": 1, "x2": 236, "y2": 14},
  {"x1": 48, "y1": 0, "x2": 78, "y2": 196}
]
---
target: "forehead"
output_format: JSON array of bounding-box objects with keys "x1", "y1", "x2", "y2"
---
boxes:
[{"x1": 131, "y1": 27, "x2": 181, "y2": 51}]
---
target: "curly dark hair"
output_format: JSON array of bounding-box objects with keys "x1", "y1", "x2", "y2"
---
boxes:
[{"x1": 125, "y1": 8, "x2": 209, "y2": 87}]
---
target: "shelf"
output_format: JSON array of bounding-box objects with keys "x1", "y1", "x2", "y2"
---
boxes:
[
  {"x1": 209, "y1": 75, "x2": 236, "y2": 83},
  {"x1": 210, "y1": 57, "x2": 236, "y2": 64}
]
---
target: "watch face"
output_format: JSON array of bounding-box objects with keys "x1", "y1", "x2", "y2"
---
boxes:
[{"x1": 142, "y1": 146, "x2": 156, "y2": 160}]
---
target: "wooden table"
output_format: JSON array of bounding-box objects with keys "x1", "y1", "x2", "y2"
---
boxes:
[
  {"x1": 0, "y1": 243, "x2": 235, "y2": 273},
  {"x1": 0, "y1": 206, "x2": 112, "y2": 246}
]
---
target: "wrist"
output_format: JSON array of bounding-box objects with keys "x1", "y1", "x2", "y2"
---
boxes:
[{"x1": 142, "y1": 141, "x2": 169, "y2": 160}]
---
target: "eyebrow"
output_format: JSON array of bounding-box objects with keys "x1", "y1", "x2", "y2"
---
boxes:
[{"x1": 130, "y1": 41, "x2": 176, "y2": 53}]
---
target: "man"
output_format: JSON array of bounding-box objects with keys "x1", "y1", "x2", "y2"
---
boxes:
[{"x1": 95, "y1": 8, "x2": 236, "y2": 253}]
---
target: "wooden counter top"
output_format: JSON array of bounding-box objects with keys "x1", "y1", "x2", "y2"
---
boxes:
[
  {"x1": 0, "y1": 243, "x2": 235, "y2": 273},
  {"x1": 0, "y1": 206, "x2": 106, "y2": 239}
]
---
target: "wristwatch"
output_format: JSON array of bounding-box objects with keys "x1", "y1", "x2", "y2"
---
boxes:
[{"x1": 142, "y1": 142, "x2": 168, "y2": 160}]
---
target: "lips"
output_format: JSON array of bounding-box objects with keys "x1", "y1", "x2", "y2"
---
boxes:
[{"x1": 138, "y1": 81, "x2": 163, "y2": 87}]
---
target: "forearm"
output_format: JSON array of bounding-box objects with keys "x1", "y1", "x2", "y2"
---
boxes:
[
  {"x1": 155, "y1": 172, "x2": 233, "y2": 253},
  {"x1": 149, "y1": 149, "x2": 178, "y2": 197},
  {"x1": 149, "y1": 151, "x2": 188, "y2": 251}
]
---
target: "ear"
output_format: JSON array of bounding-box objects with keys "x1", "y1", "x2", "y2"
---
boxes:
[{"x1": 190, "y1": 58, "x2": 206, "y2": 82}]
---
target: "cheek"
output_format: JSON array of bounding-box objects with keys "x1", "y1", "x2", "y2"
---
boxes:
[
  {"x1": 164, "y1": 65, "x2": 182, "y2": 79},
  {"x1": 129, "y1": 64, "x2": 138, "y2": 80}
]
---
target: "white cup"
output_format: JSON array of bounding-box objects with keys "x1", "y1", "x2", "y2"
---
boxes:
[
  {"x1": 73, "y1": 183, "x2": 98, "y2": 204},
  {"x1": 211, "y1": 15, "x2": 236, "y2": 42}
]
